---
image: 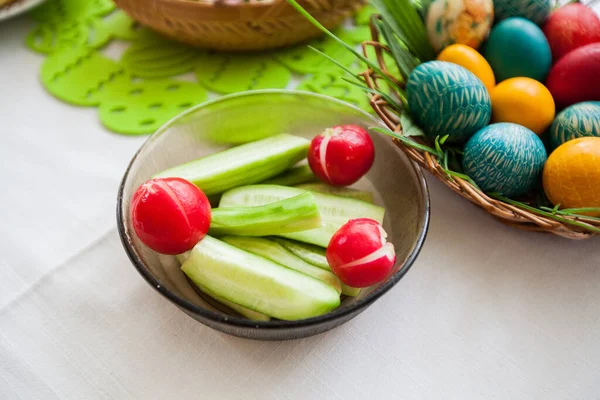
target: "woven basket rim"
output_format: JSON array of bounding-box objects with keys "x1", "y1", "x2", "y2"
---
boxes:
[
  {"x1": 135, "y1": 0, "x2": 365, "y2": 24},
  {"x1": 361, "y1": 17, "x2": 599, "y2": 240},
  {"x1": 149, "y1": 0, "x2": 337, "y2": 16},
  {"x1": 156, "y1": 0, "x2": 282, "y2": 9}
]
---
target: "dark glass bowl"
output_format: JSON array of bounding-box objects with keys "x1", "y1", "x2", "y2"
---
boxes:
[{"x1": 117, "y1": 90, "x2": 430, "y2": 341}]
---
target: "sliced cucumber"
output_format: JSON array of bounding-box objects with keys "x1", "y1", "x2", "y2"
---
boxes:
[
  {"x1": 274, "y1": 238, "x2": 361, "y2": 297},
  {"x1": 210, "y1": 192, "x2": 321, "y2": 237},
  {"x1": 181, "y1": 236, "x2": 340, "y2": 320},
  {"x1": 274, "y1": 237, "x2": 329, "y2": 270},
  {"x1": 153, "y1": 134, "x2": 309, "y2": 196},
  {"x1": 295, "y1": 183, "x2": 375, "y2": 204},
  {"x1": 263, "y1": 165, "x2": 317, "y2": 186},
  {"x1": 199, "y1": 284, "x2": 271, "y2": 321},
  {"x1": 219, "y1": 185, "x2": 385, "y2": 247},
  {"x1": 176, "y1": 252, "x2": 270, "y2": 320},
  {"x1": 221, "y1": 236, "x2": 342, "y2": 294},
  {"x1": 341, "y1": 284, "x2": 362, "y2": 297}
]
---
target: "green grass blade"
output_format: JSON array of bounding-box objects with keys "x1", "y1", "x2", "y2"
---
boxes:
[
  {"x1": 375, "y1": 19, "x2": 419, "y2": 80},
  {"x1": 370, "y1": 127, "x2": 442, "y2": 157},
  {"x1": 286, "y1": 0, "x2": 399, "y2": 89},
  {"x1": 491, "y1": 194, "x2": 600, "y2": 233},
  {"x1": 371, "y1": 0, "x2": 435, "y2": 61},
  {"x1": 340, "y1": 77, "x2": 405, "y2": 109}
]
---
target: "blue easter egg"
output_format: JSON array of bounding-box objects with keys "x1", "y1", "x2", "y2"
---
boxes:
[
  {"x1": 549, "y1": 102, "x2": 600, "y2": 150},
  {"x1": 493, "y1": 0, "x2": 551, "y2": 25},
  {"x1": 463, "y1": 123, "x2": 547, "y2": 197},
  {"x1": 407, "y1": 61, "x2": 492, "y2": 143},
  {"x1": 482, "y1": 17, "x2": 552, "y2": 82}
]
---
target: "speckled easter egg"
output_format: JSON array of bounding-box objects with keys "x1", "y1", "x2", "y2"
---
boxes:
[
  {"x1": 463, "y1": 123, "x2": 547, "y2": 196},
  {"x1": 407, "y1": 61, "x2": 492, "y2": 143},
  {"x1": 490, "y1": 77, "x2": 555, "y2": 135},
  {"x1": 493, "y1": 0, "x2": 551, "y2": 25},
  {"x1": 549, "y1": 102, "x2": 600, "y2": 150},
  {"x1": 426, "y1": 0, "x2": 494, "y2": 52},
  {"x1": 437, "y1": 44, "x2": 496, "y2": 92},
  {"x1": 482, "y1": 17, "x2": 552, "y2": 82},
  {"x1": 543, "y1": 137, "x2": 600, "y2": 211}
]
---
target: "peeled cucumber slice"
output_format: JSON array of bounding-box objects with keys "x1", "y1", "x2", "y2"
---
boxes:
[
  {"x1": 219, "y1": 185, "x2": 385, "y2": 248},
  {"x1": 153, "y1": 134, "x2": 310, "y2": 196},
  {"x1": 263, "y1": 165, "x2": 317, "y2": 186},
  {"x1": 180, "y1": 236, "x2": 340, "y2": 320},
  {"x1": 176, "y1": 252, "x2": 270, "y2": 321},
  {"x1": 221, "y1": 236, "x2": 342, "y2": 294},
  {"x1": 210, "y1": 192, "x2": 321, "y2": 237},
  {"x1": 274, "y1": 238, "x2": 362, "y2": 297},
  {"x1": 340, "y1": 284, "x2": 361, "y2": 297},
  {"x1": 197, "y1": 284, "x2": 271, "y2": 321},
  {"x1": 295, "y1": 183, "x2": 375, "y2": 204},
  {"x1": 274, "y1": 237, "x2": 329, "y2": 270}
]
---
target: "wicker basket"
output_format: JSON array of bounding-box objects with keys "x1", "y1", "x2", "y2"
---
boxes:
[
  {"x1": 114, "y1": 0, "x2": 366, "y2": 51},
  {"x1": 361, "y1": 20, "x2": 600, "y2": 240}
]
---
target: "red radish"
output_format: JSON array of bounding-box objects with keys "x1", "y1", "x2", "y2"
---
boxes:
[
  {"x1": 131, "y1": 177, "x2": 211, "y2": 255},
  {"x1": 543, "y1": 3, "x2": 600, "y2": 62},
  {"x1": 545, "y1": 42, "x2": 600, "y2": 108},
  {"x1": 307, "y1": 124, "x2": 375, "y2": 187},
  {"x1": 326, "y1": 218, "x2": 396, "y2": 288}
]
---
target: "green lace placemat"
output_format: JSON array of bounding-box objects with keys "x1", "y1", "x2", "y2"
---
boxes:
[{"x1": 26, "y1": 0, "x2": 376, "y2": 135}]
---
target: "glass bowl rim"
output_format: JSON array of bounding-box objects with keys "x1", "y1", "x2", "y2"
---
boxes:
[{"x1": 116, "y1": 89, "x2": 430, "y2": 330}]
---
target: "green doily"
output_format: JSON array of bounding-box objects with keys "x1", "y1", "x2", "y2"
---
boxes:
[{"x1": 27, "y1": 0, "x2": 376, "y2": 135}]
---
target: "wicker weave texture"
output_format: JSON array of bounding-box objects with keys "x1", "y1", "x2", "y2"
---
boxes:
[
  {"x1": 361, "y1": 22, "x2": 599, "y2": 240},
  {"x1": 114, "y1": 0, "x2": 366, "y2": 51}
]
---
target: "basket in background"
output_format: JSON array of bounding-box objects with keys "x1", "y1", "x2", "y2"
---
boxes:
[{"x1": 114, "y1": 0, "x2": 366, "y2": 51}]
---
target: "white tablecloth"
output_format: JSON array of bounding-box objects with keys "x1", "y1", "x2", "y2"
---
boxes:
[{"x1": 2, "y1": 13, "x2": 600, "y2": 400}]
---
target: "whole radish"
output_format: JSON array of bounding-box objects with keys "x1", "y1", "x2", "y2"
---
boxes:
[
  {"x1": 543, "y1": 3, "x2": 600, "y2": 61},
  {"x1": 131, "y1": 177, "x2": 211, "y2": 255},
  {"x1": 326, "y1": 218, "x2": 396, "y2": 288},
  {"x1": 308, "y1": 124, "x2": 375, "y2": 187},
  {"x1": 546, "y1": 42, "x2": 600, "y2": 108}
]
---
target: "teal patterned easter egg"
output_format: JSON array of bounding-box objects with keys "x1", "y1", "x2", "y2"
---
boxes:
[
  {"x1": 493, "y1": 0, "x2": 551, "y2": 25},
  {"x1": 549, "y1": 102, "x2": 600, "y2": 150},
  {"x1": 463, "y1": 123, "x2": 547, "y2": 197},
  {"x1": 407, "y1": 61, "x2": 492, "y2": 143}
]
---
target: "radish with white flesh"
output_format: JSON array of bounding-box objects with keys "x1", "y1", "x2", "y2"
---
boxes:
[
  {"x1": 295, "y1": 183, "x2": 375, "y2": 203},
  {"x1": 153, "y1": 134, "x2": 310, "y2": 196},
  {"x1": 263, "y1": 165, "x2": 317, "y2": 186},
  {"x1": 327, "y1": 218, "x2": 396, "y2": 288},
  {"x1": 307, "y1": 124, "x2": 375, "y2": 187},
  {"x1": 131, "y1": 177, "x2": 211, "y2": 255},
  {"x1": 209, "y1": 192, "x2": 321, "y2": 237},
  {"x1": 218, "y1": 185, "x2": 385, "y2": 248},
  {"x1": 176, "y1": 252, "x2": 270, "y2": 321},
  {"x1": 273, "y1": 237, "x2": 362, "y2": 297},
  {"x1": 180, "y1": 236, "x2": 340, "y2": 320},
  {"x1": 221, "y1": 236, "x2": 342, "y2": 294}
]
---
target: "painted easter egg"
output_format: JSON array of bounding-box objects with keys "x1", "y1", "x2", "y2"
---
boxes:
[
  {"x1": 482, "y1": 17, "x2": 552, "y2": 82},
  {"x1": 549, "y1": 102, "x2": 600, "y2": 150},
  {"x1": 543, "y1": 137, "x2": 600, "y2": 212},
  {"x1": 426, "y1": 0, "x2": 494, "y2": 52},
  {"x1": 463, "y1": 123, "x2": 547, "y2": 197},
  {"x1": 490, "y1": 77, "x2": 555, "y2": 135},
  {"x1": 407, "y1": 61, "x2": 492, "y2": 143},
  {"x1": 493, "y1": 0, "x2": 551, "y2": 25},
  {"x1": 437, "y1": 44, "x2": 496, "y2": 92}
]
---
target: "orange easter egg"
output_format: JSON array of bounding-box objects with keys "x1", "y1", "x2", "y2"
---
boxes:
[
  {"x1": 490, "y1": 77, "x2": 555, "y2": 135},
  {"x1": 437, "y1": 44, "x2": 496, "y2": 92},
  {"x1": 543, "y1": 137, "x2": 600, "y2": 213}
]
